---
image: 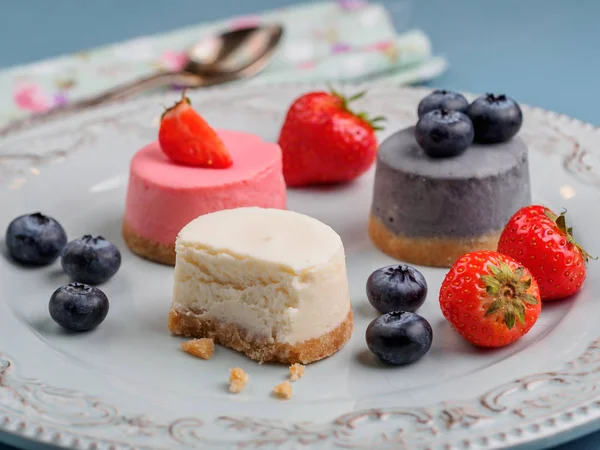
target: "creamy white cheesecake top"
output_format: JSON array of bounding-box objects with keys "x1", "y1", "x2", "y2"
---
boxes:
[
  {"x1": 172, "y1": 207, "x2": 351, "y2": 345},
  {"x1": 177, "y1": 207, "x2": 343, "y2": 273}
]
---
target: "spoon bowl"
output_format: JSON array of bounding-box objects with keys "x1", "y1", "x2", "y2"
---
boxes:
[{"x1": 186, "y1": 24, "x2": 283, "y2": 76}]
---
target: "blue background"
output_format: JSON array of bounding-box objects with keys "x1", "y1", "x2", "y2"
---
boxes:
[{"x1": 0, "y1": 1, "x2": 598, "y2": 449}]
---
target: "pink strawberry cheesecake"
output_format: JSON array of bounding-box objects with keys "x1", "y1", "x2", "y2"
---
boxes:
[
  {"x1": 123, "y1": 94, "x2": 287, "y2": 265},
  {"x1": 123, "y1": 130, "x2": 286, "y2": 265}
]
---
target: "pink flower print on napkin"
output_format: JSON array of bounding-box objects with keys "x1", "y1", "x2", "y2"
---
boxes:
[
  {"x1": 331, "y1": 42, "x2": 351, "y2": 54},
  {"x1": 53, "y1": 93, "x2": 69, "y2": 107},
  {"x1": 365, "y1": 40, "x2": 395, "y2": 52},
  {"x1": 13, "y1": 83, "x2": 53, "y2": 113},
  {"x1": 229, "y1": 15, "x2": 261, "y2": 30},
  {"x1": 159, "y1": 50, "x2": 189, "y2": 71},
  {"x1": 296, "y1": 61, "x2": 316, "y2": 70},
  {"x1": 337, "y1": 0, "x2": 367, "y2": 11},
  {"x1": 364, "y1": 40, "x2": 399, "y2": 62}
]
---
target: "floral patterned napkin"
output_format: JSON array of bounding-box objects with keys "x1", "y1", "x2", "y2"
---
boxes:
[{"x1": 0, "y1": 1, "x2": 447, "y2": 124}]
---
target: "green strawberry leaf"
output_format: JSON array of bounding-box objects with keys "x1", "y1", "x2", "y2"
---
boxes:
[
  {"x1": 523, "y1": 294, "x2": 539, "y2": 305},
  {"x1": 488, "y1": 264, "x2": 502, "y2": 278},
  {"x1": 485, "y1": 299, "x2": 503, "y2": 317},
  {"x1": 327, "y1": 85, "x2": 386, "y2": 132},
  {"x1": 499, "y1": 261, "x2": 515, "y2": 283},
  {"x1": 505, "y1": 310, "x2": 516, "y2": 330},
  {"x1": 481, "y1": 275, "x2": 501, "y2": 295},
  {"x1": 347, "y1": 91, "x2": 366, "y2": 102},
  {"x1": 514, "y1": 302, "x2": 526, "y2": 325},
  {"x1": 513, "y1": 267, "x2": 524, "y2": 281},
  {"x1": 556, "y1": 214, "x2": 567, "y2": 233},
  {"x1": 545, "y1": 208, "x2": 596, "y2": 263},
  {"x1": 544, "y1": 208, "x2": 558, "y2": 222},
  {"x1": 481, "y1": 259, "x2": 540, "y2": 331}
]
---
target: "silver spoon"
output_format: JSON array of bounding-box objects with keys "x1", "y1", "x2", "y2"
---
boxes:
[{"x1": 0, "y1": 24, "x2": 284, "y2": 137}]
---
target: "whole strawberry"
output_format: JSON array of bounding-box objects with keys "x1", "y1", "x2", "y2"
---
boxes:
[
  {"x1": 159, "y1": 91, "x2": 232, "y2": 168},
  {"x1": 498, "y1": 205, "x2": 592, "y2": 301},
  {"x1": 278, "y1": 88, "x2": 385, "y2": 186},
  {"x1": 439, "y1": 251, "x2": 541, "y2": 348}
]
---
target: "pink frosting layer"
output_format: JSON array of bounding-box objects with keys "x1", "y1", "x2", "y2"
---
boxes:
[{"x1": 124, "y1": 129, "x2": 287, "y2": 245}]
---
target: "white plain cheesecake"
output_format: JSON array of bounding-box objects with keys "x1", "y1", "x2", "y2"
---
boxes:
[{"x1": 168, "y1": 207, "x2": 353, "y2": 364}]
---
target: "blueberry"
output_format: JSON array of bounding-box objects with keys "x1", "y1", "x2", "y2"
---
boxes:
[
  {"x1": 366, "y1": 311, "x2": 432, "y2": 365},
  {"x1": 367, "y1": 265, "x2": 427, "y2": 313},
  {"x1": 49, "y1": 282, "x2": 109, "y2": 332},
  {"x1": 467, "y1": 93, "x2": 523, "y2": 143},
  {"x1": 5, "y1": 212, "x2": 67, "y2": 265},
  {"x1": 417, "y1": 89, "x2": 469, "y2": 118},
  {"x1": 415, "y1": 109, "x2": 474, "y2": 158},
  {"x1": 61, "y1": 235, "x2": 121, "y2": 285}
]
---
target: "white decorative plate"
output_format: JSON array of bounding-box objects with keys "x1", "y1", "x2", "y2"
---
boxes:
[{"x1": 0, "y1": 83, "x2": 599, "y2": 450}]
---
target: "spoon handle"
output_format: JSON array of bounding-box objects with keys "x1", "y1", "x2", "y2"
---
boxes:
[{"x1": 0, "y1": 71, "x2": 196, "y2": 138}]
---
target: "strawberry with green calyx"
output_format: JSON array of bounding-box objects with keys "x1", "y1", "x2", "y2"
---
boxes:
[
  {"x1": 327, "y1": 85, "x2": 387, "y2": 131},
  {"x1": 158, "y1": 91, "x2": 233, "y2": 168},
  {"x1": 278, "y1": 87, "x2": 386, "y2": 186},
  {"x1": 498, "y1": 205, "x2": 594, "y2": 301},
  {"x1": 439, "y1": 251, "x2": 541, "y2": 348}
]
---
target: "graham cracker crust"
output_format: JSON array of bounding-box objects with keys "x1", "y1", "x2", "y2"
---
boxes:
[
  {"x1": 368, "y1": 214, "x2": 501, "y2": 268},
  {"x1": 122, "y1": 219, "x2": 176, "y2": 266},
  {"x1": 168, "y1": 308, "x2": 354, "y2": 364}
]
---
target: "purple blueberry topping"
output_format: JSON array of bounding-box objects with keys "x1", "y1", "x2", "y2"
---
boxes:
[{"x1": 5, "y1": 212, "x2": 67, "y2": 265}]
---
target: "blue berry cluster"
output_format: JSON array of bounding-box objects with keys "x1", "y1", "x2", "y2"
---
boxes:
[
  {"x1": 365, "y1": 265, "x2": 433, "y2": 366},
  {"x1": 415, "y1": 89, "x2": 523, "y2": 158},
  {"x1": 5, "y1": 213, "x2": 121, "y2": 332}
]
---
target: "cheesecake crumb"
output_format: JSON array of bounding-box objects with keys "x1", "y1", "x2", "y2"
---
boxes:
[
  {"x1": 273, "y1": 381, "x2": 292, "y2": 400},
  {"x1": 181, "y1": 338, "x2": 214, "y2": 360},
  {"x1": 229, "y1": 368, "x2": 249, "y2": 393},
  {"x1": 289, "y1": 363, "x2": 305, "y2": 381}
]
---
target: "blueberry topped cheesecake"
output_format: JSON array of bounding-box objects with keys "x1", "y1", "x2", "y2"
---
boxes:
[{"x1": 369, "y1": 90, "x2": 531, "y2": 267}]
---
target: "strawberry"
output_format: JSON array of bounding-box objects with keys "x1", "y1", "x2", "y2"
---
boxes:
[
  {"x1": 497, "y1": 205, "x2": 593, "y2": 301},
  {"x1": 439, "y1": 251, "x2": 541, "y2": 348},
  {"x1": 277, "y1": 87, "x2": 385, "y2": 186},
  {"x1": 158, "y1": 92, "x2": 232, "y2": 168}
]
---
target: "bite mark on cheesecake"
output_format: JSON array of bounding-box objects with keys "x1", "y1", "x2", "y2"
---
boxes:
[{"x1": 177, "y1": 252, "x2": 292, "y2": 291}]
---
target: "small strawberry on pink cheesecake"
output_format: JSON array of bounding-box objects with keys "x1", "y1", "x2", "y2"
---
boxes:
[{"x1": 122, "y1": 93, "x2": 287, "y2": 265}]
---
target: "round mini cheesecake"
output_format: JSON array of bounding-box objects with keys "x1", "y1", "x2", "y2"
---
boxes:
[
  {"x1": 123, "y1": 130, "x2": 287, "y2": 265},
  {"x1": 169, "y1": 207, "x2": 353, "y2": 364},
  {"x1": 369, "y1": 126, "x2": 531, "y2": 268}
]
